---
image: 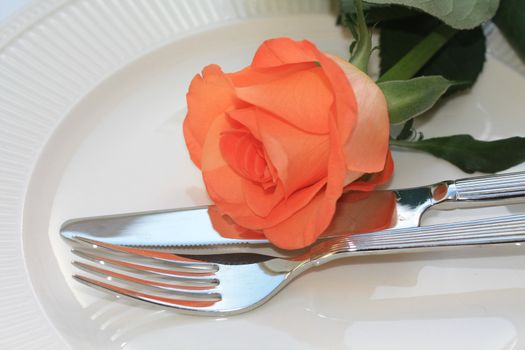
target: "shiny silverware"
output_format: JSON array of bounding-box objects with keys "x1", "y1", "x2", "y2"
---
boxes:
[
  {"x1": 70, "y1": 214, "x2": 525, "y2": 316},
  {"x1": 60, "y1": 171, "x2": 525, "y2": 251}
]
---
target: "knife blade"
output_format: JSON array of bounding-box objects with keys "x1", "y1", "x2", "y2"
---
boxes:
[{"x1": 60, "y1": 171, "x2": 525, "y2": 253}]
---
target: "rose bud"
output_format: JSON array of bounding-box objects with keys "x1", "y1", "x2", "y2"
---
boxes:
[{"x1": 184, "y1": 37, "x2": 393, "y2": 249}]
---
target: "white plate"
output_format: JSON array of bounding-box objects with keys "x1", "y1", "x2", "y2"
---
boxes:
[{"x1": 2, "y1": 1, "x2": 525, "y2": 349}]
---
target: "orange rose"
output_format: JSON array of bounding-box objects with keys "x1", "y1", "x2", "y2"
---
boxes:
[{"x1": 183, "y1": 37, "x2": 393, "y2": 249}]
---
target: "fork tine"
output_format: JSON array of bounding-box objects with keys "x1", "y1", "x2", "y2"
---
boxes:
[
  {"x1": 71, "y1": 249, "x2": 218, "y2": 284},
  {"x1": 72, "y1": 261, "x2": 220, "y2": 295},
  {"x1": 73, "y1": 274, "x2": 218, "y2": 309},
  {"x1": 73, "y1": 236, "x2": 218, "y2": 270}
]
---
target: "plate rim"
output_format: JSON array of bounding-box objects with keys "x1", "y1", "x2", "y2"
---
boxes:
[{"x1": 1, "y1": 1, "x2": 524, "y2": 348}]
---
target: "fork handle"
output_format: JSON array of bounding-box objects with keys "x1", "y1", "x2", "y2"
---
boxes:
[
  {"x1": 312, "y1": 215, "x2": 525, "y2": 262},
  {"x1": 437, "y1": 171, "x2": 525, "y2": 209}
]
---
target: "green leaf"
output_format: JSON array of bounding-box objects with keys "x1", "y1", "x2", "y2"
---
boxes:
[
  {"x1": 390, "y1": 135, "x2": 525, "y2": 173},
  {"x1": 379, "y1": 16, "x2": 486, "y2": 92},
  {"x1": 363, "y1": 0, "x2": 500, "y2": 29},
  {"x1": 362, "y1": 4, "x2": 421, "y2": 24},
  {"x1": 493, "y1": 0, "x2": 525, "y2": 62},
  {"x1": 378, "y1": 76, "x2": 460, "y2": 124}
]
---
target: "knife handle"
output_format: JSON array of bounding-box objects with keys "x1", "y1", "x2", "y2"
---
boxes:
[
  {"x1": 311, "y1": 214, "x2": 525, "y2": 262},
  {"x1": 435, "y1": 171, "x2": 525, "y2": 209},
  {"x1": 454, "y1": 170, "x2": 525, "y2": 201}
]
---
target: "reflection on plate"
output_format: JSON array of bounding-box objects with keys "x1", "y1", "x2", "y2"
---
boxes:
[{"x1": 1, "y1": 0, "x2": 525, "y2": 349}]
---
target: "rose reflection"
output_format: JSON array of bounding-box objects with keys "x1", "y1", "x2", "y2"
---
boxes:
[
  {"x1": 208, "y1": 190, "x2": 397, "y2": 244},
  {"x1": 320, "y1": 190, "x2": 397, "y2": 238}
]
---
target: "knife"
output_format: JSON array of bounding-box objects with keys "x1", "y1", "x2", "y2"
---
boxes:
[{"x1": 60, "y1": 171, "x2": 525, "y2": 253}]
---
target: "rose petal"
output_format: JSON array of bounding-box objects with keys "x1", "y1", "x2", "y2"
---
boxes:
[
  {"x1": 227, "y1": 107, "x2": 262, "y2": 140},
  {"x1": 230, "y1": 178, "x2": 326, "y2": 229},
  {"x1": 201, "y1": 114, "x2": 245, "y2": 204},
  {"x1": 297, "y1": 44, "x2": 364, "y2": 210},
  {"x1": 251, "y1": 38, "x2": 318, "y2": 68},
  {"x1": 208, "y1": 206, "x2": 266, "y2": 240},
  {"x1": 309, "y1": 114, "x2": 348, "y2": 237},
  {"x1": 263, "y1": 189, "x2": 330, "y2": 249},
  {"x1": 183, "y1": 65, "x2": 243, "y2": 168},
  {"x1": 229, "y1": 62, "x2": 318, "y2": 87},
  {"x1": 219, "y1": 129, "x2": 269, "y2": 182},
  {"x1": 255, "y1": 108, "x2": 330, "y2": 196},
  {"x1": 303, "y1": 45, "x2": 358, "y2": 145},
  {"x1": 345, "y1": 151, "x2": 394, "y2": 191},
  {"x1": 242, "y1": 179, "x2": 284, "y2": 217},
  {"x1": 235, "y1": 67, "x2": 333, "y2": 134},
  {"x1": 329, "y1": 55, "x2": 390, "y2": 173}
]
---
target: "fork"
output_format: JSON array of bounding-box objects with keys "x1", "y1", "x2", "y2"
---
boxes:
[{"x1": 70, "y1": 214, "x2": 525, "y2": 316}]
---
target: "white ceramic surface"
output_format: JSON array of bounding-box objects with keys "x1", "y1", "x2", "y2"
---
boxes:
[{"x1": 2, "y1": 1, "x2": 525, "y2": 349}]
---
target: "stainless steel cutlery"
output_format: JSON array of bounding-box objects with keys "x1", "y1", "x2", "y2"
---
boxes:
[
  {"x1": 70, "y1": 214, "x2": 525, "y2": 316},
  {"x1": 63, "y1": 171, "x2": 525, "y2": 315},
  {"x1": 61, "y1": 171, "x2": 525, "y2": 251}
]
